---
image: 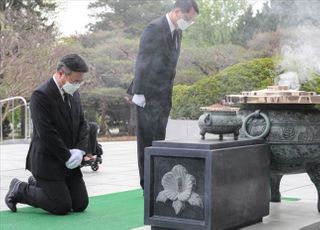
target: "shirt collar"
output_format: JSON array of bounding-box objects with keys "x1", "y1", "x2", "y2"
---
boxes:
[
  {"x1": 166, "y1": 13, "x2": 176, "y2": 36},
  {"x1": 53, "y1": 75, "x2": 64, "y2": 99}
]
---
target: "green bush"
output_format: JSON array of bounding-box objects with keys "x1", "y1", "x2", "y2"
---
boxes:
[
  {"x1": 81, "y1": 87, "x2": 132, "y2": 136},
  {"x1": 175, "y1": 44, "x2": 262, "y2": 85},
  {"x1": 300, "y1": 73, "x2": 320, "y2": 93},
  {"x1": 171, "y1": 57, "x2": 279, "y2": 119}
]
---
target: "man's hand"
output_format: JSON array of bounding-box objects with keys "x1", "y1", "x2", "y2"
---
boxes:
[
  {"x1": 65, "y1": 149, "x2": 85, "y2": 169},
  {"x1": 132, "y1": 94, "x2": 146, "y2": 108}
]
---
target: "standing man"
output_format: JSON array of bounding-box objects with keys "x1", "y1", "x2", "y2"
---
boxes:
[
  {"x1": 5, "y1": 54, "x2": 90, "y2": 215},
  {"x1": 130, "y1": 0, "x2": 199, "y2": 189}
]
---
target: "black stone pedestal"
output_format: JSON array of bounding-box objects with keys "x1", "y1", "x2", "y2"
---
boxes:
[{"x1": 144, "y1": 138, "x2": 270, "y2": 230}]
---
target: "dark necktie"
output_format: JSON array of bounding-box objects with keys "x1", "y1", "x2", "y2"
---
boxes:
[
  {"x1": 63, "y1": 93, "x2": 71, "y2": 110},
  {"x1": 173, "y1": 29, "x2": 179, "y2": 50}
]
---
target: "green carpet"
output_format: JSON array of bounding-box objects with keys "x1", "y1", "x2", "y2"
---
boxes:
[
  {"x1": 0, "y1": 189, "x2": 144, "y2": 230},
  {"x1": 281, "y1": 197, "x2": 301, "y2": 202}
]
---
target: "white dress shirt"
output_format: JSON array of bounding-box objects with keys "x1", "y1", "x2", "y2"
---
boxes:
[
  {"x1": 166, "y1": 13, "x2": 177, "y2": 37},
  {"x1": 53, "y1": 75, "x2": 65, "y2": 101}
]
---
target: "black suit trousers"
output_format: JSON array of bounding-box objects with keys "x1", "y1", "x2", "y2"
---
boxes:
[
  {"x1": 21, "y1": 170, "x2": 88, "y2": 215},
  {"x1": 87, "y1": 122, "x2": 98, "y2": 155},
  {"x1": 136, "y1": 100, "x2": 171, "y2": 189}
]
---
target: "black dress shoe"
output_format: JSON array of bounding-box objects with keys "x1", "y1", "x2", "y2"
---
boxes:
[
  {"x1": 28, "y1": 176, "x2": 37, "y2": 186},
  {"x1": 5, "y1": 178, "x2": 22, "y2": 212}
]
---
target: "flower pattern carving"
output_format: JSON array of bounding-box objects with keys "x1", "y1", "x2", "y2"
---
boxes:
[{"x1": 156, "y1": 164, "x2": 203, "y2": 215}]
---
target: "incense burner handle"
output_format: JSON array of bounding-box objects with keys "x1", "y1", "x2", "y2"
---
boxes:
[{"x1": 242, "y1": 110, "x2": 271, "y2": 138}]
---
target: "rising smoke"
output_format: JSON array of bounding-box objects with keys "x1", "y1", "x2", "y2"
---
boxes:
[{"x1": 275, "y1": 0, "x2": 320, "y2": 88}]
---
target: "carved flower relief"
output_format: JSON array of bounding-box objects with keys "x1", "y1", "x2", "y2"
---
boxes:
[
  {"x1": 156, "y1": 164, "x2": 203, "y2": 215},
  {"x1": 282, "y1": 126, "x2": 296, "y2": 140}
]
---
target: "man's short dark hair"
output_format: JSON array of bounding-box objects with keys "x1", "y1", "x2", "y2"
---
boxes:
[
  {"x1": 174, "y1": 0, "x2": 199, "y2": 14},
  {"x1": 57, "y1": 54, "x2": 89, "y2": 73}
]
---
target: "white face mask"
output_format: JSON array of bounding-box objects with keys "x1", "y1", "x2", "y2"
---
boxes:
[
  {"x1": 62, "y1": 81, "x2": 81, "y2": 96},
  {"x1": 177, "y1": 18, "x2": 194, "y2": 31}
]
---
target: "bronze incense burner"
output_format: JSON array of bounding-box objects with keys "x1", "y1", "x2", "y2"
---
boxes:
[
  {"x1": 199, "y1": 86, "x2": 320, "y2": 212},
  {"x1": 225, "y1": 86, "x2": 320, "y2": 212}
]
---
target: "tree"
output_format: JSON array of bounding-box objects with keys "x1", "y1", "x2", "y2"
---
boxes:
[
  {"x1": 75, "y1": 30, "x2": 137, "y2": 89},
  {"x1": 0, "y1": 15, "x2": 58, "y2": 98},
  {"x1": 88, "y1": 0, "x2": 173, "y2": 36},
  {"x1": 184, "y1": 0, "x2": 248, "y2": 46},
  {"x1": 176, "y1": 44, "x2": 259, "y2": 84},
  {"x1": 0, "y1": 1, "x2": 59, "y2": 130},
  {"x1": 0, "y1": 0, "x2": 56, "y2": 24},
  {"x1": 0, "y1": 0, "x2": 58, "y2": 99},
  {"x1": 232, "y1": 0, "x2": 320, "y2": 46},
  {"x1": 246, "y1": 30, "x2": 281, "y2": 57},
  {"x1": 231, "y1": 2, "x2": 278, "y2": 46},
  {"x1": 269, "y1": 0, "x2": 320, "y2": 28}
]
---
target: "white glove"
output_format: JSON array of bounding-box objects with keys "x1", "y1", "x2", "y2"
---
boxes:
[
  {"x1": 65, "y1": 149, "x2": 85, "y2": 169},
  {"x1": 132, "y1": 94, "x2": 146, "y2": 108}
]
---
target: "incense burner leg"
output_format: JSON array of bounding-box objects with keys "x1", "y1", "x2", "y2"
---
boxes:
[{"x1": 270, "y1": 174, "x2": 283, "y2": 202}]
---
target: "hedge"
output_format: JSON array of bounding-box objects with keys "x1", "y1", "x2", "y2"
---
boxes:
[{"x1": 171, "y1": 57, "x2": 278, "y2": 119}]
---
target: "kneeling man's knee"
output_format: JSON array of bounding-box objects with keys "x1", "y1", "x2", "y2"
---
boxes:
[
  {"x1": 72, "y1": 199, "x2": 89, "y2": 212},
  {"x1": 51, "y1": 203, "x2": 72, "y2": 215}
]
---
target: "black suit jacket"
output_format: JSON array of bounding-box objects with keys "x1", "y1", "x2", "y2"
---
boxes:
[
  {"x1": 131, "y1": 16, "x2": 182, "y2": 105},
  {"x1": 26, "y1": 77, "x2": 88, "y2": 180}
]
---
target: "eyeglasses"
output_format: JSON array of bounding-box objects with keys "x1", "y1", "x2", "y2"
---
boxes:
[
  {"x1": 65, "y1": 72, "x2": 85, "y2": 84},
  {"x1": 181, "y1": 13, "x2": 194, "y2": 23}
]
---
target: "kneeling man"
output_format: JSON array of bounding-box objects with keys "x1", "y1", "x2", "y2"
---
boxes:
[{"x1": 5, "y1": 54, "x2": 89, "y2": 215}]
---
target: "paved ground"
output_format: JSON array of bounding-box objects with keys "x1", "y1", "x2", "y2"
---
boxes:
[
  {"x1": 0, "y1": 141, "x2": 140, "y2": 209},
  {"x1": 1, "y1": 120, "x2": 319, "y2": 229}
]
